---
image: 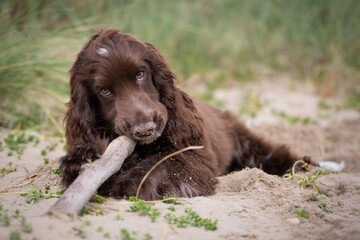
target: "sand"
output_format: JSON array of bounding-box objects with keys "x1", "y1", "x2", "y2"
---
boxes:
[{"x1": 1, "y1": 77, "x2": 359, "y2": 240}]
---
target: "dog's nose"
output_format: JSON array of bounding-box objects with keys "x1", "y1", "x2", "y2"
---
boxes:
[{"x1": 132, "y1": 122, "x2": 156, "y2": 138}]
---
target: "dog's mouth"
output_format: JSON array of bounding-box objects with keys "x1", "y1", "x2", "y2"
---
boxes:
[
  {"x1": 115, "y1": 122, "x2": 165, "y2": 145},
  {"x1": 133, "y1": 131, "x2": 162, "y2": 145},
  {"x1": 131, "y1": 121, "x2": 162, "y2": 144}
]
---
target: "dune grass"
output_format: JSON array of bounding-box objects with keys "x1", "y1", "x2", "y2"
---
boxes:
[{"x1": 0, "y1": 0, "x2": 359, "y2": 133}]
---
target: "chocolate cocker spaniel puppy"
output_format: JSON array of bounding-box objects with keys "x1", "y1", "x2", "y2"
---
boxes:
[{"x1": 60, "y1": 29, "x2": 312, "y2": 200}]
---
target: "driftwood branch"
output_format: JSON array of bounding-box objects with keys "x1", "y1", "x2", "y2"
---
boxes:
[{"x1": 47, "y1": 136, "x2": 136, "y2": 217}]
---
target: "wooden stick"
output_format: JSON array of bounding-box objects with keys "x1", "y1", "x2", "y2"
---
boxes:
[{"x1": 47, "y1": 136, "x2": 136, "y2": 217}]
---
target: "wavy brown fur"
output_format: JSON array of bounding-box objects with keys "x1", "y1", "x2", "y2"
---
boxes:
[{"x1": 60, "y1": 29, "x2": 312, "y2": 200}]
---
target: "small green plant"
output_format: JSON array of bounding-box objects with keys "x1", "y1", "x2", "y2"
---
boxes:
[
  {"x1": 120, "y1": 228, "x2": 136, "y2": 240},
  {"x1": 1, "y1": 207, "x2": 33, "y2": 236},
  {"x1": 21, "y1": 217, "x2": 32, "y2": 233},
  {"x1": 52, "y1": 167, "x2": 61, "y2": 174},
  {"x1": 0, "y1": 162, "x2": 16, "y2": 176},
  {"x1": 283, "y1": 173, "x2": 293, "y2": 180},
  {"x1": 164, "y1": 208, "x2": 218, "y2": 231},
  {"x1": 277, "y1": 111, "x2": 301, "y2": 124},
  {"x1": 324, "y1": 133, "x2": 332, "y2": 140},
  {"x1": 80, "y1": 207, "x2": 104, "y2": 216},
  {"x1": 239, "y1": 91, "x2": 263, "y2": 117},
  {"x1": 162, "y1": 195, "x2": 180, "y2": 205},
  {"x1": 115, "y1": 214, "x2": 123, "y2": 220},
  {"x1": 73, "y1": 225, "x2": 86, "y2": 239},
  {"x1": 4, "y1": 133, "x2": 25, "y2": 150},
  {"x1": 97, "y1": 226, "x2": 103, "y2": 232},
  {"x1": 144, "y1": 233, "x2": 153, "y2": 240},
  {"x1": 44, "y1": 185, "x2": 51, "y2": 194},
  {"x1": 43, "y1": 157, "x2": 49, "y2": 164},
  {"x1": 298, "y1": 175, "x2": 313, "y2": 188},
  {"x1": 37, "y1": 143, "x2": 59, "y2": 157},
  {"x1": 20, "y1": 187, "x2": 61, "y2": 203},
  {"x1": 128, "y1": 196, "x2": 160, "y2": 222},
  {"x1": 46, "y1": 143, "x2": 58, "y2": 152},
  {"x1": 104, "y1": 232, "x2": 110, "y2": 238},
  {"x1": 4, "y1": 133, "x2": 38, "y2": 159},
  {"x1": 93, "y1": 194, "x2": 106, "y2": 204},
  {"x1": 13, "y1": 209, "x2": 21, "y2": 219},
  {"x1": 319, "y1": 203, "x2": 331, "y2": 213},
  {"x1": 296, "y1": 208, "x2": 309, "y2": 219},
  {"x1": 10, "y1": 230, "x2": 21, "y2": 240},
  {"x1": 272, "y1": 110, "x2": 313, "y2": 125},
  {"x1": 318, "y1": 100, "x2": 331, "y2": 110},
  {"x1": 41, "y1": 149, "x2": 47, "y2": 156},
  {"x1": 119, "y1": 228, "x2": 147, "y2": 240},
  {"x1": 241, "y1": 166, "x2": 251, "y2": 171},
  {"x1": 309, "y1": 193, "x2": 320, "y2": 202},
  {"x1": 1, "y1": 211, "x2": 10, "y2": 226},
  {"x1": 168, "y1": 206, "x2": 176, "y2": 212},
  {"x1": 297, "y1": 170, "x2": 333, "y2": 192},
  {"x1": 20, "y1": 188, "x2": 44, "y2": 204},
  {"x1": 346, "y1": 91, "x2": 360, "y2": 111},
  {"x1": 56, "y1": 189, "x2": 65, "y2": 196}
]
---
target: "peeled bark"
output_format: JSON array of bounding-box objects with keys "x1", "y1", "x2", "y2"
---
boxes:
[{"x1": 47, "y1": 136, "x2": 136, "y2": 217}]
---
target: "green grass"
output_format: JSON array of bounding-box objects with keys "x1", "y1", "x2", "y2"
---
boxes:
[
  {"x1": 127, "y1": 196, "x2": 161, "y2": 222},
  {"x1": 164, "y1": 208, "x2": 218, "y2": 231},
  {"x1": 52, "y1": 166, "x2": 61, "y2": 175},
  {"x1": 19, "y1": 186, "x2": 62, "y2": 204},
  {"x1": 3, "y1": 132, "x2": 38, "y2": 158},
  {"x1": 0, "y1": 206, "x2": 34, "y2": 239},
  {"x1": 20, "y1": 216, "x2": 32, "y2": 233},
  {"x1": 0, "y1": 30, "x2": 69, "y2": 132},
  {"x1": 319, "y1": 203, "x2": 331, "y2": 213},
  {"x1": 10, "y1": 230, "x2": 21, "y2": 240},
  {"x1": 162, "y1": 195, "x2": 181, "y2": 205},
  {"x1": 295, "y1": 208, "x2": 309, "y2": 219},
  {"x1": 0, "y1": 0, "x2": 359, "y2": 132},
  {"x1": 0, "y1": 162, "x2": 16, "y2": 176},
  {"x1": 92, "y1": 194, "x2": 107, "y2": 204},
  {"x1": 120, "y1": 228, "x2": 147, "y2": 240},
  {"x1": 309, "y1": 193, "x2": 320, "y2": 202},
  {"x1": 346, "y1": 91, "x2": 360, "y2": 111}
]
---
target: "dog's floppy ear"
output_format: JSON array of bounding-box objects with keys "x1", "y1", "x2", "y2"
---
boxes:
[
  {"x1": 64, "y1": 32, "x2": 104, "y2": 158},
  {"x1": 145, "y1": 43, "x2": 204, "y2": 148},
  {"x1": 64, "y1": 29, "x2": 122, "y2": 155}
]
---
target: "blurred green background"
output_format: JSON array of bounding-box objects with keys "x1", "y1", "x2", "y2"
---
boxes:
[{"x1": 0, "y1": 0, "x2": 359, "y2": 135}]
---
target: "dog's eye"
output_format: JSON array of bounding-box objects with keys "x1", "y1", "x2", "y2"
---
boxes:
[
  {"x1": 136, "y1": 71, "x2": 145, "y2": 81},
  {"x1": 100, "y1": 88, "x2": 111, "y2": 96}
]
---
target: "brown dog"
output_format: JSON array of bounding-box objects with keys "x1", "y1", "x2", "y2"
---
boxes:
[{"x1": 60, "y1": 29, "x2": 311, "y2": 200}]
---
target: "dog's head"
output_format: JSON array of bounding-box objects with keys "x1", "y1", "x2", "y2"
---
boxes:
[
  {"x1": 65, "y1": 29, "x2": 204, "y2": 153},
  {"x1": 66, "y1": 29, "x2": 175, "y2": 145}
]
